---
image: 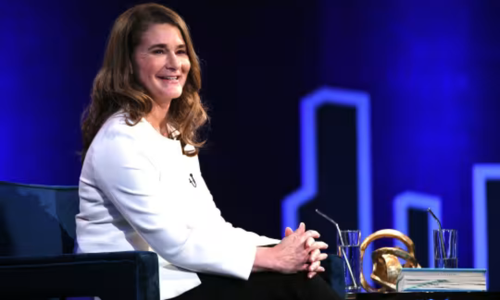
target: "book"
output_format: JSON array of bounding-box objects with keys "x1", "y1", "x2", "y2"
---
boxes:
[{"x1": 396, "y1": 268, "x2": 487, "y2": 292}]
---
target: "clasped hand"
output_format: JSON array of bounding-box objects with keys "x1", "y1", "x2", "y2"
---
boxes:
[{"x1": 273, "y1": 222, "x2": 328, "y2": 278}]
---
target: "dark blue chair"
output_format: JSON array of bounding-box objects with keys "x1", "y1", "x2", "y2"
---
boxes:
[{"x1": 0, "y1": 181, "x2": 159, "y2": 300}]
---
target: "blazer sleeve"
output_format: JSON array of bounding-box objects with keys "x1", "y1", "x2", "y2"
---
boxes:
[{"x1": 92, "y1": 133, "x2": 257, "y2": 279}]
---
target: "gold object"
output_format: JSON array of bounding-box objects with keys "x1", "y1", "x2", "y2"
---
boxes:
[{"x1": 360, "y1": 229, "x2": 421, "y2": 292}]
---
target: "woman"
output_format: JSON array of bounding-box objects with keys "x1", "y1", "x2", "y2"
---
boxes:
[{"x1": 76, "y1": 3, "x2": 341, "y2": 300}]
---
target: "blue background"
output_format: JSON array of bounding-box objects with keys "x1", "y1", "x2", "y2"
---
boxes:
[{"x1": 1, "y1": 0, "x2": 499, "y2": 290}]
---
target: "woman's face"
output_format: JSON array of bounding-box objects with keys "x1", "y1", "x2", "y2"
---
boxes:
[{"x1": 133, "y1": 23, "x2": 191, "y2": 103}]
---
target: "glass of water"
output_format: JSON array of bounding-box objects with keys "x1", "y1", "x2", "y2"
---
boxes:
[
  {"x1": 433, "y1": 229, "x2": 458, "y2": 268},
  {"x1": 337, "y1": 230, "x2": 361, "y2": 293}
]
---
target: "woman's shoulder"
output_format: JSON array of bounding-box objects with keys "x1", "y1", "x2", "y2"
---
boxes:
[
  {"x1": 88, "y1": 113, "x2": 153, "y2": 157},
  {"x1": 97, "y1": 112, "x2": 152, "y2": 142},
  {"x1": 94, "y1": 112, "x2": 183, "y2": 156}
]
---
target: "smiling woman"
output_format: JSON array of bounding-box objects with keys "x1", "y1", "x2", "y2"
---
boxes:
[
  {"x1": 76, "y1": 3, "x2": 340, "y2": 300},
  {"x1": 81, "y1": 3, "x2": 206, "y2": 160}
]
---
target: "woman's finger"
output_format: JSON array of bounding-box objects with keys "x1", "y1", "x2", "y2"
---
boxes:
[
  {"x1": 307, "y1": 241, "x2": 328, "y2": 251},
  {"x1": 300, "y1": 230, "x2": 319, "y2": 245},
  {"x1": 305, "y1": 236, "x2": 315, "y2": 248},
  {"x1": 305, "y1": 230, "x2": 320, "y2": 239},
  {"x1": 307, "y1": 266, "x2": 326, "y2": 279},
  {"x1": 310, "y1": 252, "x2": 328, "y2": 263},
  {"x1": 309, "y1": 248, "x2": 320, "y2": 262},
  {"x1": 315, "y1": 253, "x2": 328, "y2": 262},
  {"x1": 309, "y1": 260, "x2": 321, "y2": 271},
  {"x1": 296, "y1": 222, "x2": 306, "y2": 234}
]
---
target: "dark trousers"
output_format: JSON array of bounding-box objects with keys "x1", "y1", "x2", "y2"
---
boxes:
[{"x1": 172, "y1": 272, "x2": 343, "y2": 300}]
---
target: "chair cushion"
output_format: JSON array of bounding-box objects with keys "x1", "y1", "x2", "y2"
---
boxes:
[{"x1": 0, "y1": 251, "x2": 160, "y2": 300}]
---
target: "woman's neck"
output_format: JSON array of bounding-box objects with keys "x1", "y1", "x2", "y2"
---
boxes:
[{"x1": 145, "y1": 100, "x2": 171, "y2": 137}]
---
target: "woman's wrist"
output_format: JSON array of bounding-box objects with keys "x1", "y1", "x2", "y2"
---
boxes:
[{"x1": 252, "y1": 246, "x2": 277, "y2": 272}]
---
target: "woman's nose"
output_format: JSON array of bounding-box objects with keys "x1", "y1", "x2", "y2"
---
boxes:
[{"x1": 165, "y1": 52, "x2": 181, "y2": 70}]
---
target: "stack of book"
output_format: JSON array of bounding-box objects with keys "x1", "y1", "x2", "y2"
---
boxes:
[{"x1": 396, "y1": 268, "x2": 487, "y2": 292}]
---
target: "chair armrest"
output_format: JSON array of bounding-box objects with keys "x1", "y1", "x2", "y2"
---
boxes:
[{"x1": 0, "y1": 251, "x2": 159, "y2": 300}]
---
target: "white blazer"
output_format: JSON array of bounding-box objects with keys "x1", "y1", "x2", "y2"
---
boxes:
[{"x1": 76, "y1": 112, "x2": 279, "y2": 300}]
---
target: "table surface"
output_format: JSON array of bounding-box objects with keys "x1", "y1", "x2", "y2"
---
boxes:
[{"x1": 347, "y1": 292, "x2": 500, "y2": 300}]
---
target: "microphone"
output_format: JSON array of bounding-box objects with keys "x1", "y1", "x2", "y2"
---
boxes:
[{"x1": 315, "y1": 209, "x2": 358, "y2": 289}]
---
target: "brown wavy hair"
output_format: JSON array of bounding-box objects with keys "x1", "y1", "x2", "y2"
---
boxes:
[{"x1": 81, "y1": 3, "x2": 207, "y2": 160}]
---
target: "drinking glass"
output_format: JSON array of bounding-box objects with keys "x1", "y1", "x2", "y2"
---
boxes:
[{"x1": 337, "y1": 230, "x2": 361, "y2": 293}]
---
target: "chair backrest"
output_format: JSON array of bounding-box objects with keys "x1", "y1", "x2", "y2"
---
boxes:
[{"x1": 0, "y1": 181, "x2": 79, "y2": 257}]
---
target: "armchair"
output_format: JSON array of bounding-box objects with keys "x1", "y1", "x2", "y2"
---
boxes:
[{"x1": 0, "y1": 181, "x2": 159, "y2": 300}]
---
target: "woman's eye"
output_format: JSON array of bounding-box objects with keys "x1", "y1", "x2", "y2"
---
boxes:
[
  {"x1": 153, "y1": 49, "x2": 164, "y2": 54},
  {"x1": 177, "y1": 50, "x2": 187, "y2": 55}
]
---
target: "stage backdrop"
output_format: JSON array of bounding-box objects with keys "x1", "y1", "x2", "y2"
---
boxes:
[{"x1": 1, "y1": 0, "x2": 500, "y2": 291}]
